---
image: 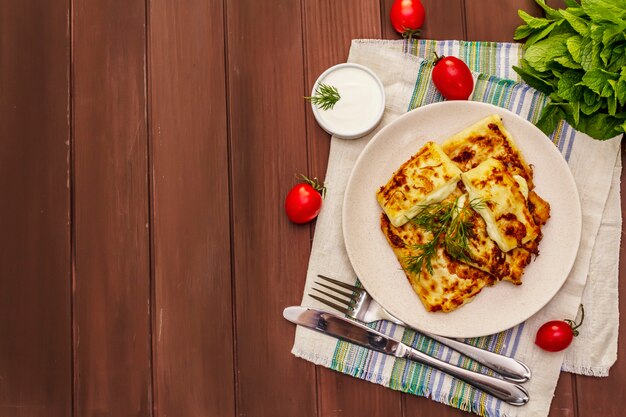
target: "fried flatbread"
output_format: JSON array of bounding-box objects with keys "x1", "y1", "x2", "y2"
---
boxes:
[
  {"x1": 461, "y1": 188, "x2": 550, "y2": 285},
  {"x1": 442, "y1": 114, "x2": 534, "y2": 189},
  {"x1": 377, "y1": 141, "x2": 462, "y2": 227},
  {"x1": 380, "y1": 212, "x2": 495, "y2": 313},
  {"x1": 377, "y1": 116, "x2": 551, "y2": 312},
  {"x1": 461, "y1": 158, "x2": 539, "y2": 252}
]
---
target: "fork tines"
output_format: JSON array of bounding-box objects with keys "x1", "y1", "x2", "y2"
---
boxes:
[
  {"x1": 316, "y1": 274, "x2": 359, "y2": 291},
  {"x1": 309, "y1": 274, "x2": 358, "y2": 315}
]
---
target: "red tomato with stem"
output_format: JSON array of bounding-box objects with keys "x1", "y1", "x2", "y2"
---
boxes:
[
  {"x1": 535, "y1": 305, "x2": 584, "y2": 352},
  {"x1": 285, "y1": 175, "x2": 326, "y2": 224},
  {"x1": 431, "y1": 53, "x2": 474, "y2": 100},
  {"x1": 390, "y1": 0, "x2": 425, "y2": 39}
]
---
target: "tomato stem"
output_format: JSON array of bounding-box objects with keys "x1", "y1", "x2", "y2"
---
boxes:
[
  {"x1": 433, "y1": 52, "x2": 444, "y2": 65},
  {"x1": 401, "y1": 27, "x2": 421, "y2": 41},
  {"x1": 298, "y1": 174, "x2": 327, "y2": 198},
  {"x1": 564, "y1": 304, "x2": 585, "y2": 337}
]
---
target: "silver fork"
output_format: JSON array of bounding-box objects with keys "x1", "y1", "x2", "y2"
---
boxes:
[{"x1": 310, "y1": 274, "x2": 531, "y2": 383}]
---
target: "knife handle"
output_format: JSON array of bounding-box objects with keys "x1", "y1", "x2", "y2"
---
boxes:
[{"x1": 402, "y1": 344, "x2": 529, "y2": 406}]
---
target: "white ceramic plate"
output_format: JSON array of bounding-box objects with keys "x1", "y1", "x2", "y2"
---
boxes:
[{"x1": 343, "y1": 101, "x2": 581, "y2": 338}]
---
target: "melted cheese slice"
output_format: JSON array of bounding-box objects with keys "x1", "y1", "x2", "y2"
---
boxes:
[
  {"x1": 380, "y1": 212, "x2": 495, "y2": 312},
  {"x1": 464, "y1": 204, "x2": 538, "y2": 284},
  {"x1": 461, "y1": 158, "x2": 539, "y2": 253},
  {"x1": 442, "y1": 114, "x2": 534, "y2": 189},
  {"x1": 377, "y1": 141, "x2": 462, "y2": 227},
  {"x1": 458, "y1": 188, "x2": 550, "y2": 285},
  {"x1": 462, "y1": 200, "x2": 510, "y2": 278},
  {"x1": 513, "y1": 175, "x2": 529, "y2": 199},
  {"x1": 501, "y1": 191, "x2": 551, "y2": 283}
]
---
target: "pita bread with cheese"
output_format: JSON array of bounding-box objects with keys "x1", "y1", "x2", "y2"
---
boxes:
[
  {"x1": 442, "y1": 114, "x2": 534, "y2": 189},
  {"x1": 462, "y1": 189, "x2": 550, "y2": 285},
  {"x1": 376, "y1": 115, "x2": 550, "y2": 312},
  {"x1": 380, "y1": 213, "x2": 495, "y2": 313},
  {"x1": 461, "y1": 157, "x2": 540, "y2": 252},
  {"x1": 377, "y1": 141, "x2": 462, "y2": 227}
]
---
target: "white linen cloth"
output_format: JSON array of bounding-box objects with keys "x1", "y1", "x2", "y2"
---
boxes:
[{"x1": 291, "y1": 39, "x2": 621, "y2": 417}]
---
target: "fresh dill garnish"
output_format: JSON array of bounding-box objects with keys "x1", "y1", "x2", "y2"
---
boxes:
[
  {"x1": 403, "y1": 196, "x2": 486, "y2": 277},
  {"x1": 403, "y1": 230, "x2": 443, "y2": 276},
  {"x1": 305, "y1": 83, "x2": 341, "y2": 111}
]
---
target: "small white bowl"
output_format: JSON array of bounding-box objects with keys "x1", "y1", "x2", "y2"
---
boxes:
[{"x1": 310, "y1": 63, "x2": 386, "y2": 140}]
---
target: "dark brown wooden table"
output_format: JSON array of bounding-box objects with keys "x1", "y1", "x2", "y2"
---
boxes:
[{"x1": 1, "y1": 0, "x2": 624, "y2": 416}]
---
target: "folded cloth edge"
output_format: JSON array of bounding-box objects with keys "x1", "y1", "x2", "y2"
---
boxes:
[{"x1": 291, "y1": 39, "x2": 622, "y2": 417}]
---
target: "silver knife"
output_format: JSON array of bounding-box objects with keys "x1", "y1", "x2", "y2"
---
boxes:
[{"x1": 284, "y1": 306, "x2": 529, "y2": 406}]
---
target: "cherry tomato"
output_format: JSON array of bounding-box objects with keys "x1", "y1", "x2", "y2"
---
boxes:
[
  {"x1": 535, "y1": 305, "x2": 584, "y2": 352},
  {"x1": 390, "y1": 0, "x2": 425, "y2": 38},
  {"x1": 535, "y1": 321, "x2": 574, "y2": 352},
  {"x1": 285, "y1": 175, "x2": 326, "y2": 224},
  {"x1": 431, "y1": 54, "x2": 474, "y2": 100}
]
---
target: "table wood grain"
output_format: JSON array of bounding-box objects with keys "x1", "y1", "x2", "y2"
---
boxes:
[{"x1": 0, "y1": 0, "x2": 623, "y2": 416}]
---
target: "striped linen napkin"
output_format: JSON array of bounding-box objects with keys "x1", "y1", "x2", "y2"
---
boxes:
[{"x1": 292, "y1": 39, "x2": 621, "y2": 417}]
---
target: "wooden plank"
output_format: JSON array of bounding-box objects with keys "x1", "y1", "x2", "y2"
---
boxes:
[
  {"x1": 382, "y1": 1, "x2": 468, "y2": 415},
  {"x1": 0, "y1": 1, "x2": 72, "y2": 415},
  {"x1": 547, "y1": 0, "x2": 568, "y2": 9},
  {"x1": 466, "y1": 1, "x2": 578, "y2": 416},
  {"x1": 304, "y1": 0, "x2": 383, "y2": 179},
  {"x1": 405, "y1": 394, "x2": 472, "y2": 417},
  {"x1": 465, "y1": 1, "x2": 575, "y2": 416},
  {"x1": 318, "y1": 368, "x2": 402, "y2": 417},
  {"x1": 225, "y1": 0, "x2": 317, "y2": 416},
  {"x1": 72, "y1": 1, "x2": 152, "y2": 415},
  {"x1": 381, "y1": 0, "x2": 465, "y2": 41},
  {"x1": 549, "y1": 375, "x2": 576, "y2": 417},
  {"x1": 147, "y1": 0, "x2": 235, "y2": 416},
  {"x1": 465, "y1": 0, "x2": 541, "y2": 42},
  {"x1": 517, "y1": 0, "x2": 620, "y2": 415},
  {"x1": 302, "y1": 1, "x2": 404, "y2": 415}
]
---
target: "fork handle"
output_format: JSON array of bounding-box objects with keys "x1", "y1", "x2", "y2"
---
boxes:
[
  {"x1": 377, "y1": 305, "x2": 531, "y2": 383},
  {"x1": 426, "y1": 334, "x2": 531, "y2": 383},
  {"x1": 401, "y1": 344, "x2": 529, "y2": 406}
]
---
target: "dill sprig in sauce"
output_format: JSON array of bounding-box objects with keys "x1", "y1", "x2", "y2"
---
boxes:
[
  {"x1": 403, "y1": 196, "x2": 487, "y2": 277},
  {"x1": 305, "y1": 83, "x2": 341, "y2": 111}
]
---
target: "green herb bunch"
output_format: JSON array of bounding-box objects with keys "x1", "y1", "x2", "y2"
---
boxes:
[
  {"x1": 403, "y1": 196, "x2": 486, "y2": 276},
  {"x1": 305, "y1": 83, "x2": 341, "y2": 111},
  {"x1": 513, "y1": 0, "x2": 626, "y2": 140}
]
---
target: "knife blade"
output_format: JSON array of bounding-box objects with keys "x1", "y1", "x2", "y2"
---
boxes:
[{"x1": 284, "y1": 306, "x2": 529, "y2": 406}]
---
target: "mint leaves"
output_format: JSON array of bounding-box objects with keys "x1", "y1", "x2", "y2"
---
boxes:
[{"x1": 513, "y1": 0, "x2": 626, "y2": 140}]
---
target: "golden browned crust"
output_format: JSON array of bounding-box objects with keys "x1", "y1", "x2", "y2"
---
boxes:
[
  {"x1": 463, "y1": 204, "x2": 510, "y2": 278},
  {"x1": 462, "y1": 188, "x2": 550, "y2": 285},
  {"x1": 442, "y1": 115, "x2": 534, "y2": 189},
  {"x1": 376, "y1": 141, "x2": 461, "y2": 227},
  {"x1": 380, "y1": 213, "x2": 495, "y2": 313},
  {"x1": 528, "y1": 190, "x2": 551, "y2": 226},
  {"x1": 377, "y1": 115, "x2": 551, "y2": 311},
  {"x1": 461, "y1": 158, "x2": 539, "y2": 251}
]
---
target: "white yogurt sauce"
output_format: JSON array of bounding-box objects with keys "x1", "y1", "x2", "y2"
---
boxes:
[{"x1": 313, "y1": 65, "x2": 384, "y2": 139}]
